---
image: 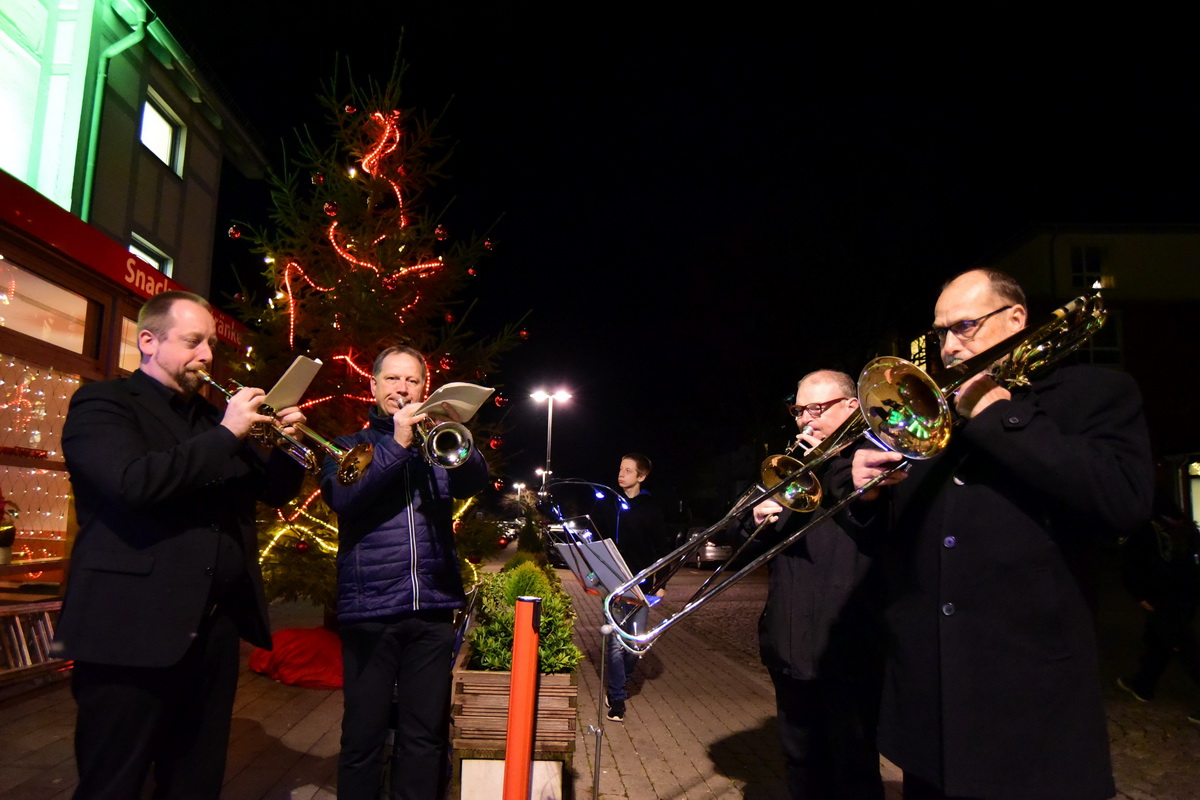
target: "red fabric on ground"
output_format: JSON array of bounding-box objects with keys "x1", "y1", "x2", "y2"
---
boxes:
[{"x1": 249, "y1": 626, "x2": 343, "y2": 689}]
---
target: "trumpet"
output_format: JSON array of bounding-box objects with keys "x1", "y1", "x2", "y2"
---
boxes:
[
  {"x1": 603, "y1": 291, "x2": 1107, "y2": 653},
  {"x1": 197, "y1": 370, "x2": 374, "y2": 485},
  {"x1": 400, "y1": 399, "x2": 475, "y2": 469}
]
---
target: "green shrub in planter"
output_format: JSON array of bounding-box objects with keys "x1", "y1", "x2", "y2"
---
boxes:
[{"x1": 467, "y1": 561, "x2": 582, "y2": 674}]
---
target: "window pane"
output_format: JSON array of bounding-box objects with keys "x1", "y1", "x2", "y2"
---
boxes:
[
  {"x1": 0, "y1": 257, "x2": 89, "y2": 354},
  {"x1": 140, "y1": 100, "x2": 175, "y2": 167},
  {"x1": 119, "y1": 317, "x2": 140, "y2": 372}
]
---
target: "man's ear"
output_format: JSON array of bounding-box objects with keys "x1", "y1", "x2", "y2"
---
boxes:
[{"x1": 138, "y1": 329, "x2": 156, "y2": 359}]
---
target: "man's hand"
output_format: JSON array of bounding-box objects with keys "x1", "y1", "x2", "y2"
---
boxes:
[
  {"x1": 393, "y1": 400, "x2": 427, "y2": 448},
  {"x1": 851, "y1": 447, "x2": 908, "y2": 501},
  {"x1": 753, "y1": 499, "x2": 784, "y2": 526},
  {"x1": 953, "y1": 373, "x2": 1011, "y2": 419},
  {"x1": 273, "y1": 405, "x2": 307, "y2": 441},
  {"x1": 219, "y1": 387, "x2": 275, "y2": 439}
]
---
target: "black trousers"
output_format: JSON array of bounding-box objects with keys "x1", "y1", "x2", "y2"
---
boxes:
[
  {"x1": 70, "y1": 610, "x2": 241, "y2": 800},
  {"x1": 338, "y1": 611, "x2": 456, "y2": 800},
  {"x1": 1129, "y1": 605, "x2": 1200, "y2": 699},
  {"x1": 770, "y1": 669, "x2": 883, "y2": 800}
]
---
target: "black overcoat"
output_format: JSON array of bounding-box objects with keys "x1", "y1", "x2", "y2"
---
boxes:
[
  {"x1": 54, "y1": 369, "x2": 305, "y2": 667},
  {"x1": 874, "y1": 364, "x2": 1153, "y2": 799}
]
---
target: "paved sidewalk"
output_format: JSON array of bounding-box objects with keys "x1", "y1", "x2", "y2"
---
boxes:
[{"x1": 561, "y1": 569, "x2": 903, "y2": 799}]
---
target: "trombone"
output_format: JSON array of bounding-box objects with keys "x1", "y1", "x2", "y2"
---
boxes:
[
  {"x1": 197, "y1": 370, "x2": 374, "y2": 485},
  {"x1": 603, "y1": 291, "x2": 1107, "y2": 653}
]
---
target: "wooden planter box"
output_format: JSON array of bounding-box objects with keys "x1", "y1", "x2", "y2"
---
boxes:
[{"x1": 449, "y1": 646, "x2": 578, "y2": 798}]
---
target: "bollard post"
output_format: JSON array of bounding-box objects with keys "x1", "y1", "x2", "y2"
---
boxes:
[{"x1": 503, "y1": 596, "x2": 541, "y2": 800}]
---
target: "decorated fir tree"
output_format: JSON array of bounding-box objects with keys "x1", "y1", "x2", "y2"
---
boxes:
[{"x1": 226, "y1": 58, "x2": 521, "y2": 609}]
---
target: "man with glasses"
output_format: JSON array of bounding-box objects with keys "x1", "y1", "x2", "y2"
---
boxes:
[
  {"x1": 852, "y1": 269, "x2": 1153, "y2": 799},
  {"x1": 749, "y1": 370, "x2": 885, "y2": 799}
]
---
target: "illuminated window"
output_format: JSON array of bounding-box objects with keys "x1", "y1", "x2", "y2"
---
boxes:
[
  {"x1": 129, "y1": 234, "x2": 173, "y2": 277},
  {"x1": 0, "y1": 258, "x2": 89, "y2": 354},
  {"x1": 1070, "y1": 245, "x2": 1104, "y2": 289},
  {"x1": 119, "y1": 317, "x2": 141, "y2": 373},
  {"x1": 139, "y1": 89, "x2": 185, "y2": 174}
]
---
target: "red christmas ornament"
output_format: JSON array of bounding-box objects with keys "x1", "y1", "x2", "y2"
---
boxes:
[
  {"x1": 444, "y1": 312, "x2": 456, "y2": 324},
  {"x1": 483, "y1": 239, "x2": 495, "y2": 250},
  {"x1": 493, "y1": 479, "x2": 506, "y2": 491},
  {"x1": 435, "y1": 224, "x2": 448, "y2": 241},
  {"x1": 467, "y1": 268, "x2": 477, "y2": 277},
  {"x1": 518, "y1": 329, "x2": 530, "y2": 340},
  {"x1": 493, "y1": 394, "x2": 509, "y2": 408},
  {"x1": 311, "y1": 173, "x2": 325, "y2": 185},
  {"x1": 344, "y1": 104, "x2": 357, "y2": 114},
  {"x1": 489, "y1": 436, "x2": 504, "y2": 450},
  {"x1": 227, "y1": 225, "x2": 243, "y2": 239},
  {"x1": 439, "y1": 354, "x2": 455, "y2": 371},
  {"x1": 324, "y1": 201, "x2": 339, "y2": 216},
  {"x1": 295, "y1": 539, "x2": 310, "y2": 553}
]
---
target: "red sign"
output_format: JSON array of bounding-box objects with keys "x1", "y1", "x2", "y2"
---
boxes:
[{"x1": 0, "y1": 169, "x2": 246, "y2": 346}]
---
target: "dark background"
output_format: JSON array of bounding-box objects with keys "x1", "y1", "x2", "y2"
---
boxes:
[{"x1": 152, "y1": 4, "x2": 1200, "y2": 520}]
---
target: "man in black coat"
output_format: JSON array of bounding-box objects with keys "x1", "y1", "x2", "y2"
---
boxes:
[
  {"x1": 853, "y1": 269, "x2": 1153, "y2": 799},
  {"x1": 54, "y1": 291, "x2": 307, "y2": 799},
  {"x1": 750, "y1": 369, "x2": 885, "y2": 799}
]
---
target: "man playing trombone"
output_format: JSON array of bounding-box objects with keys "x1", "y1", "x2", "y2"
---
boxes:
[
  {"x1": 55, "y1": 290, "x2": 308, "y2": 799},
  {"x1": 749, "y1": 370, "x2": 885, "y2": 800},
  {"x1": 851, "y1": 269, "x2": 1154, "y2": 799},
  {"x1": 320, "y1": 345, "x2": 489, "y2": 800}
]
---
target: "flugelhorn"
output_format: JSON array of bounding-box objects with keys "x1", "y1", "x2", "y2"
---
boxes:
[
  {"x1": 603, "y1": 291, "x2": 1107, "y2": 653},
  {"x1": 399, "y1": 398, "x2": 475, "y2": 469},
  {"x1": 197, "y1": 370, "x2": 374, "y2": 485}
]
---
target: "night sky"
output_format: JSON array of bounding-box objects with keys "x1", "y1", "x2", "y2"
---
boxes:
[{"x1": 152, "y1": 5, "x2": 1200, "y2": 516}]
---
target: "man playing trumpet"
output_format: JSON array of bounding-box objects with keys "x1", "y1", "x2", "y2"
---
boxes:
[
  {"x1": 750, "y1": 370, "x2": 885, "y2": 800},
  {"x1": 852, "y1": 269, "x2": 1154, "y2": 799},
  {"x1": 55, "y1": 290, "x2": 308, "y2": 799},
  {"x1": 320, "y1": 345, "x2": 489, "y2": 800}
]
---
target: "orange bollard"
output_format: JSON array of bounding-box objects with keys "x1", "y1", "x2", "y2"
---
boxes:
[{"x1": 503, "y1": 596, "x2": 541, "y2": 800}]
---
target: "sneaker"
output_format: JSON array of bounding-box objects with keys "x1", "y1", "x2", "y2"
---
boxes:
[
  {"x1": 1116, "y1": 677, "x2": 1151, "y2": 703},
  {"x1": 606, "y1": 699, "x2": 626, "y2": 722},
  {"x1": 1187, "y1": 711, "x2": 1200, "y2": 725}
]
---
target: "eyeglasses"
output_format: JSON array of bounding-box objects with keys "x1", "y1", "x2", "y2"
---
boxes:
[
  {"x1": 930, "y1": 305, "x2": 1013, "y2": 343},
  {"x1": 787, "y1": 397, "x2": 848, "y2": 419}
]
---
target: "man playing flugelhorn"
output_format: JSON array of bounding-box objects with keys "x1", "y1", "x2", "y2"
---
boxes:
[{"x1": 320, "y1": 345, "x2": 489, "y2": 800}]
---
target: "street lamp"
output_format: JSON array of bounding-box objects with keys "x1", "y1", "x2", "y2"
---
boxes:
[
  {"x1": 531, "y1": 389, "x2": 571, "y2": 488},
  {"x1": 513, "y1": 482, "x2": 526, "y2": 504}
]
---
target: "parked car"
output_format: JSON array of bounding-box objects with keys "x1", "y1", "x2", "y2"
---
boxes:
[{"x1": 675, "y1": 526, "x2": 733, "y2": 568}]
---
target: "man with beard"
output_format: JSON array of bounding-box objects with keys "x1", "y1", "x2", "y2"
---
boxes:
[{"x1": 55, "y1": 290, "x2": 308, "y2": 799}]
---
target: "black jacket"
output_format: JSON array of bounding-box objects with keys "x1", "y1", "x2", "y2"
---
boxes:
[
  {"x1": 54, "y1": 369, "x2": 305, "y2": 667},
  {"x1": 753, "y1": 452, "x2": 885, "y2": 683},
  {"x1": 868, "y1": 365, "x2": 1153, "y2": 799}
]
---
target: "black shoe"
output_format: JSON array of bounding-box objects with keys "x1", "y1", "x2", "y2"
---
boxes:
[
  {"x1": 606, "y1": 699, "x2": 626, "y2": 722},
  {"x1": 1116, "y1": 677, "x2": 1151, "y2": 703}
]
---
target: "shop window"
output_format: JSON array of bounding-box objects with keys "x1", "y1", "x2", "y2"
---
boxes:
[
  {"x1": 0, "y1": 354, "x2": 77, "y2": 592},
  {"x1": 140, "y1": 88, "x2": 185, "y2": 175},
  {"x1": 119, "y1": 316, "x2": 140, "y2": 373},
  {"x1": 0, "y1": 257, "x2": 90, "y2": 355}
]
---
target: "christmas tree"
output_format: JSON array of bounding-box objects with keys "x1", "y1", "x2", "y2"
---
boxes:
[{"x1": 227, "y1": 57, "x2": 522, "y2": 609}]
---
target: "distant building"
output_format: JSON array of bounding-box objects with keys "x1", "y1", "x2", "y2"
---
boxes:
[{"x1": 990, "y1": 226, "x2": 1200, "y2": 522}]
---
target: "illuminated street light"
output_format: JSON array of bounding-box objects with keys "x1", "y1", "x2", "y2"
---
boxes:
[{"x1": 531, "y1": 389, "x2": 571, "y2": 488}]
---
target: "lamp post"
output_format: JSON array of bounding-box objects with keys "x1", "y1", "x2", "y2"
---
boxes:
[
  {"x1": 530, "y1": 389, "x2": 571, "y2": 489},
  {"x1": 513, "y1": 482, "x2": 526, "y2": 505}
]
